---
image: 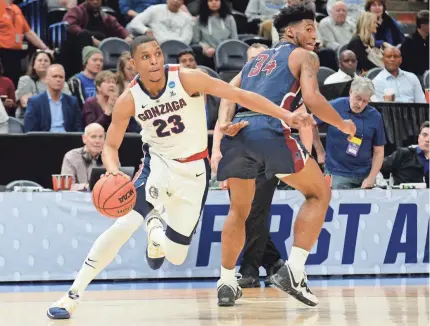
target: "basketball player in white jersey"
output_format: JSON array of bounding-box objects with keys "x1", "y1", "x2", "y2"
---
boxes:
[{"x1": 47, "y1": 35, "x2": 313, "y2": 319}]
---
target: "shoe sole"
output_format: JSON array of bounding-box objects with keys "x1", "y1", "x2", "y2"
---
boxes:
[{"x1": 270, "y1": 274, "x2": 318, "y2": 307}]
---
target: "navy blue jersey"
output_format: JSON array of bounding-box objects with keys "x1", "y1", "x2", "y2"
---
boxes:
[{"x1": 238, "y1": 42, "x2": 303, "y2": 114}]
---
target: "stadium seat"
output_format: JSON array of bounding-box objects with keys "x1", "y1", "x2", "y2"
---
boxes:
[
  {"x1": 215, "y1": 40, "x2": 249, "y2": 82},
  {"x1": 232, "y1": 11, "x2": 249, "y2": 34},
  {"x1": 47, "y1": 7, "x2": 67, "y2": 26},
  {"x1": 160, "y1": 40, "x2": 191, "y2": 64},
  {"x1": 423, "y1": 70, "x2": 429, "y2": 89},
  {"x1": 366, "y1": 67, "x2": 383, "y2": 80},
  {"x1": 99, "y1": 38, "x2": 130, "y2": 71},
  {"x1": 197, "y1": 65, "x2": 220, "y2": 79},
  {"x1": 242, "y1": 36, "x2": 272, "y2": 48},
  {"x1": 48, "y1": 21, "x2": 68, "y2": 49},
  {"x1": 7, "y1": 117, "x2": 24, "y2": 134},
  {"x1": 317, "y1": 66, "x2": 336, "y2": 87}
]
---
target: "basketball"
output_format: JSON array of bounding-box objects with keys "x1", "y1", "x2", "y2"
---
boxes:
[{"x1": 92, "y1": 174, "x2": 137, "y2": 218}]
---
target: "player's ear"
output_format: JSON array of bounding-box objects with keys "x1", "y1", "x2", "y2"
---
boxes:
[
  {"x1": 285, "y1": 26, "x2": 294, "y2": 39},
  {"x1": 130, "y1": 59, "x2": 137, "y2": 70}
]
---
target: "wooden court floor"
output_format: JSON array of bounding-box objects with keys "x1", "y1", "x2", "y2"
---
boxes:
[{"x1": 0, "y1": 284, "x2": 428, "y2": 326}]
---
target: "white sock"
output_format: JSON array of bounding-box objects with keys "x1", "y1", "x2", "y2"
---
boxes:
[
  {"x1": 287, "y1": 246, "x2": 309, "y2": 281},
  {"x1": 70, "y1": 210, "x2": 144, "y2": 297},
  {"x1": 220, "y1": 266, "x2": 236, "y2": 282}
]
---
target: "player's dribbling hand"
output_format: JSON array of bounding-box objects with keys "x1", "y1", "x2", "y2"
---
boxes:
[
  {"x1": 103, "y1": 170, "x2": 131, "y2": 181},
  {"x1": 339, "y1": 119, "x2": 357, "y2": 137},
  {"x1": 285, "y1": 111, "x2": 314, "y2": 129},
  {"x1": 219, "y1": 121, "x2": 249, "y2": 137}
]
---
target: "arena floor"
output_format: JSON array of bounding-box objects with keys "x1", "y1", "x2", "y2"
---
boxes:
[{"x1": 0, "y1": 277, "x2": 428, "y2": 326}]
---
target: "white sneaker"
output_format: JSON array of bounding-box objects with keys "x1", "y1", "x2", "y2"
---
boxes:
[
  {"x1": 270, "y1": 263, "x2": 319, "y2": 306},
  {"x1": 47, "y1": 290, "x2": 79, "y2": 319},
  {"x1": 145, "y1": 212, "x2": 165, "y2": 270}
]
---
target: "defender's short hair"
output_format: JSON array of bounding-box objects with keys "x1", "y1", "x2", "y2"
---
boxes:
[
  {"x1": 130, "y1": 35, "x2": 158, "y2": 56},
  {"x1": 273, "y1": 3, "x2": 315, "y2": 34}
]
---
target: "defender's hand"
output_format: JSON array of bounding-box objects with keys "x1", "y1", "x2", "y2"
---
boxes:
[
  {"x1": 284, "y1": 111, "x2": 314, "y2": 129},
  {"x1": 219, "y1": 121, "x2": 248, "y2": 137}
]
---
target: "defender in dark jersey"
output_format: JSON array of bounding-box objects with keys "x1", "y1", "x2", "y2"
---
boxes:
[{"x1": 216, "y1": 4, "x2": 356, "y2": 307}]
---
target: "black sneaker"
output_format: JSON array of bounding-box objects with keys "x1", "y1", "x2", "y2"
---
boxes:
[
  {"x1": 264, "y1": 259, "x2": 284, "y2": 286},
  {"x1": 217, "y1": 278, "x2": 243, "y2": 307},
  {"x1": 238, "y1": 275, "x2": 260, "y2": 288},
  {"x1": 270, "y1": 263, "x2": 319, "y2": 306}
]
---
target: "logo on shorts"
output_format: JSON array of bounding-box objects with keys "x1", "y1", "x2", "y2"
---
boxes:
[
  {"x1": 168, "y1": 81, "x2": 176, "y2": 89},
  {"x1": 295, "y1": 152, "x2": 302, "y2": 161},
  {"x1": 149, "y1": 186, "x2": 159, "y2": 199}
]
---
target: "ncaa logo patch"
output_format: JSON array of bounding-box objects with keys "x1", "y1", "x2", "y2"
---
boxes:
[
  {"x1": 149, "y1": 186, "x2": 159, "y2": 199},
  {"x1": 168, "y1": 81, "x2": 176, "y2": 89}
]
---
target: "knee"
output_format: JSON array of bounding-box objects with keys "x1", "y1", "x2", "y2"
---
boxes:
[
  {"x1": 229, "y1": 202, "x2": 252, "y2": 222},
  {"x1": 305, "y1": 182, "x2": 331, "y2": 207}
]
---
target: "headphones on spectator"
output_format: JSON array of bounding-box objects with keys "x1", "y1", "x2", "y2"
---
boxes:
[{"x1": 81, "y1": 147, "x2": 103, "y2": 166}]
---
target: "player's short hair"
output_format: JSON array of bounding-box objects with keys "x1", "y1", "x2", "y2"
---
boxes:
[
  {"x1": 273, "y1": 3, "x2": 315, "y2": 34},
  {"x1": 130, "y1": 35, "x2": 158, "y2": 56},
  {"x1": 177, "y1": 49, "x2": 195, "y2": 62},
  {"x1": 416, "y1": 10, "x2": 429, "y2": 29},
  {"x1": 249, "y1": 43, "x2": 269, "y2": 50},
  {"x1": 420, "y1": 121, "x2": 429, "y2": 132}
]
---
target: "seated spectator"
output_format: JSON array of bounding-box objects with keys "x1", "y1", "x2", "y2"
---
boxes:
[
  {"x1": 68, "y1": 46, "x2": 104, "y2": 109},
  {"x1": 0, "y1": 58, "x2": 16, "y2": 116},
  {"x1": 193, "y1": 0, "x2": 238, "y2": 65},
  {"x1": 24, "y1": 65, "x2": 83, "y2": 132},
  {"x1": 381, "y1": 121, "x2": 429, "y2": 187},
  {"x1": 62, "y1": 0, "x2": 132, "y2": 76},
  {"x1": 313, "y1": 76, "x2": 386, "y2": 189},
  {"x1": 0, "y1": 98, "x2": 8, "y2": 134},
  {"x1": 127, "y1": 0, "x2": 193, "y2": 44},
  {"x1": 0, "y1": 0, "x2": 53, "y2": 86},
  {"x1": 177, "y1": 49, "x2": 197, "y2": 69},
  {"x1": 83, "y1": 70, "x2": 141, "y2": 132},
  {"x1": 326, "y1": 0, "x2": 365, "y2": 25},
  {"x1": 245, "y1": 0, "x2": 284, "y2": 39},
  {"x1": 116, "y1": 51, "x2": 137, "y2": 95},
  {"x1": 119, "y1": 0, "x2": 166, "y2": 21},
  {"x1": 83, "y1": 70, "x2": 117, "y2": 129},
  {"x1": 324, "y1": 50, "x2": 358, "y2": 85},
  {"x1": 372, "y1": 47, "x2": 426, "y2": 103},
  {"x1": 319, "y1": 1, "x2": 355, "y2": 52},
  {"x1": 347, "y1": 12, "x2": 380, "y2": 73},
  {"x1": 16, "y1": 51, "x2": 71, "y2": 119},
  {"x1": 365, "y1": 0, "x2": 404, "y2": 48},
  {"x1": 61, "y1": 123, "x2": 105, "y2": 191},
  {"x1": 400, "y1": 10, "x2": 429, "y2": 77}
]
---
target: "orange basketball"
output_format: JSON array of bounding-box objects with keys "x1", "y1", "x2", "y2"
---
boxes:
[{"x1": 92, "y1": 174, "x2": 137, "y2": 218}]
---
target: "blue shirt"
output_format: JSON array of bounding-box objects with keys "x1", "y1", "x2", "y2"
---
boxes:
[
  {"x1": 78, "y1": 73, "x2": 96, "y2": 99},
  {"x1": 317, "y1": 97, "x2": 387, "y2": 177},
  {"x1": 47, "y1": 91, "x2": 65, "y2": 132},
  {"x1": 372, "y1": 69, "x2": 426, "y2": 103},
  {"x1": 416, "y1": 147, "x2": 429, "y2": 175}
]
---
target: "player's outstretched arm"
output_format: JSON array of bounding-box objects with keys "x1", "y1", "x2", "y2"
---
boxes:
[
  {"x1": 293, "y1": 49, "x2": 355, "y2": 136},
  {"x1": 102, "y1": 91, "x2": 135, "y2": 174},
  {"x1": 179, "y1": 68, "x2": 312, "y2": 129}
]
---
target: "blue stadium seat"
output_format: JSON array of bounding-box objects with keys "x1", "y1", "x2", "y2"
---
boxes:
[
  {"x1": 160, "y1": 40, "x2": 191, "y2": 65},
  {"x1": 48, "y1": 22, "x2": 69, "y2": 50},
  {"x1": 215, "y1": 40, "x2": 249, "y2": 82},
  {"x1": 317, "y1": 66, "x2": 336, "y2": 87},
  {"x1": 99, "y1": 37, "x2": 130, "y2": 71}
]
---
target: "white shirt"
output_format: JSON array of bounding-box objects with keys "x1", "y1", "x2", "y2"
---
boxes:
[
  {"x1": 372, "y1": 69, "x2": 426, "y2": 103},
  {"x1": 324, "y1": 70, "x2": 357, "y2": 85}
]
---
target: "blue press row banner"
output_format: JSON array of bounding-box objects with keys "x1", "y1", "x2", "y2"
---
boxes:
[{"x1": 0, "y1": 190, "x2": 428, "y2": 282}]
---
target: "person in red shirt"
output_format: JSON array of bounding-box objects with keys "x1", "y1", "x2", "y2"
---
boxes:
[{"x1": 0, "y1": 58, "x2": 16, "y2": 116}]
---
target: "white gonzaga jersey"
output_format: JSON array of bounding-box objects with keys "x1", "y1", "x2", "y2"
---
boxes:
[{"x1": 129, "y1": 65, "x2": 208, "y2": 159}]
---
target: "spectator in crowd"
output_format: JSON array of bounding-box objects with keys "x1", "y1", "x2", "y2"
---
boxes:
[
  {"x1": 46, "y1": 0, "x2": 77, "y2": 10},
  {"x1": 313, "y1": 76, "x2": 386, "y2": 189},
  {"x1": 364, "y1": 0, "x2": 404, "y2": 48},
  {"x1": 82, "y1": 70, "x2": 117, "y2": 129},
  {"x1": 61, "y1": 123, "x2": 105, "y2": 191},
  {"x1": 0, "y1": 0, "x2": 53, "y2": 86},
  {"x1": 0, "y1": 59, "x2": 16, "y2": 116},
  {"x1": 120, "y1": 0, "x2": 166, "y2": 20},
  {"x1": 324, "y1": 50, "x2": 358, "y2": 85},
  {"x1": 15, "y1": 51, "x2": 71, "y2": 119},
  {"x1": 319, "y1": 1, "x2": 355, "y2": 52},
  {"x1": 326, "y1": 0, "x2": 365, "y2": 25},
  {"x1": 372, "y1": 47, "x2": 426, "y2": 103},
  {"x1": 245, "y1": 0, "x2": 284, "y2": 39},
  {"x1": 127, "y1": 0, "x2": 193, "y2": 44},
  {"x1": 68, "y1": 46, "x2": 104, "y2": 109},
  {"x1": 400, "y1": 10, "x2": 429, "y2": 77},
  {"x1": 62, "y1": 0, "x2": 132, "y2": 76},
  {"x1": 0, "y1": 97, "x2": 8, "y2": 134},
  {"x1": 116, "y1": 51, "x2": 137, "y2": 95},
  {"x1": 347, "y1": 12, "x2": 380, "y2": 73},
  {"x1": 24, "y1": 65, "x2": 82, "y2": 133},
  {"x1": 193, "y1": 0, "x2": 238, "y2": 65},
  {"x1": 177, "y1": 49, "x2": 197, "y2": 69},
  {"x1": 381, "y1": 121, "x2": 429, "y2": 188}
]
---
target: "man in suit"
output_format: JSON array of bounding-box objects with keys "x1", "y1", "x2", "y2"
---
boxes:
[{"x1": 24, "y1": 65, "x2": 83, "y2": 132}]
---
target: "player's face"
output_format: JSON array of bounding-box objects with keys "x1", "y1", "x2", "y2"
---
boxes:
[
  {"x1": 349, "y1": 92, "x2": 370, "y2": 113},
  {"x1": 131, "y1": 41, "x2": 165, "y2": 83},
  {"x1": 247, "y1": 47, "x2": 265, "y2": 62},
  {"x1": 418, "y1": 127, "x2": 429, "y2": 153},
  {"x1": 291, "y1": 20, "x2": 316, "y2": 51}
]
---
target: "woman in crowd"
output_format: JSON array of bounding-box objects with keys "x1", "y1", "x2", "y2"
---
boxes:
[
  {"x1": 365, "y1": 0, "x2": 404, "y2": 47},
  {"x1": 15, "y1": 50, "x2": 70, "y2": 118},
  {"x1": 193, "y1": 0, "x2": 238, "y2": 67},
  {"x1": 116, "y1": 52, "x2": 137, "y2": 95},
  {"x1": 347, "y1": 12, "x2": 380, "y2": 74}
]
